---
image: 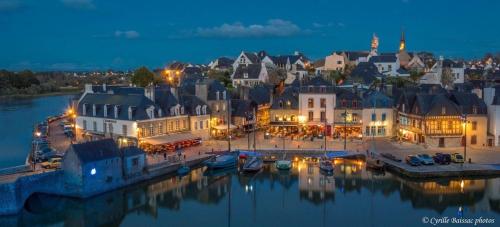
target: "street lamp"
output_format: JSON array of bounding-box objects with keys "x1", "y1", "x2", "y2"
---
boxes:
[{"x1": 461, "y1": 114, "x2": 468, "y2": 163}]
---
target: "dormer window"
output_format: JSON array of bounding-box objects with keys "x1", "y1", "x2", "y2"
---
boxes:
[
  {"x1": 243, "y1": 72, "x2": 248, "y2": 78},
  {"x1": 82, "y1": 104, "x2": 87, "y2": 116},
  {"x1": 202, "y1": 105, "x2": 207, "y2": 115},
  {"x1": 103, "y1": 104, "x2": 108, "y2": 117},
  {"x1": 308, "y1": 86, "x2": 313, "y2": 92},
  {"x1": 223, "y1": 91, "x2": 227, "y2": 100},
  {"x1": 92, "y1": 104, "x2": 96, "y2": 116},
  {"x1": 441, "y1": 107, "x2": 446, "y2": 115},
  {"x1": 472, "y1": 105, "x2": 478, "y2": 114},
  {"x1": 114, "y1": 105, "x2": 119, "y2": 118},
  {"x1": 196, "y1": 105, "x2": 201, "y2": 115},
  {"x1": 180, "y1": 106, "x2": 185, "y2": 115},
  {"x1": 216, "y1": 91, "x2": 220, "y2": 100},
  {"x1": 158, "y1": 108, "x2": 163, "y2": 117}
]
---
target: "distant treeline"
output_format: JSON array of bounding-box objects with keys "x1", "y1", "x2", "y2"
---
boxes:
[{"x1": 0, "y1": 70, "x2": 130, "y2": 96}]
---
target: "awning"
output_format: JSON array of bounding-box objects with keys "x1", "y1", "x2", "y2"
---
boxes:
[
  {"x1": 213, "y1": 124, "x2": 237, "y2": 130},
  {"x1": 141, "y1": 132, "x2": 199, "y2": 145}
]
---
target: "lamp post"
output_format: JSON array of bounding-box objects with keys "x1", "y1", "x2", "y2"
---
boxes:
[
  {"x1": 227, "y1": 98, "x2": 231, "y2": 152},
  {"x1": 344, "y1": 108, "x2": 347, "y2": 151},
  {"x1": 324, "y1": 105, "x2": 327, "y2": 152},
  {"x1": 461, "y1": 114, "x2": 468, "y2": 162}
]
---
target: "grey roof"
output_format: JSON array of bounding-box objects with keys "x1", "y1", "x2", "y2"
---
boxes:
[
  {"x1": 369, "y1": 54, "x2": 397, "y2": 63},
  {"x1": 78, "y1": 93, "x2": 156, "y2": 121},
  {"x1": 179, "y1": 74, "x2": 205, "y2": 95},
  {"x1": 335, "y1": 89, "x2": 362, "y2": 108},
  {"x1": 231, "y1": 99, "x2": 256, "y2": 117},
  {"x1": 271, "y1": 87, "x2": 299, "y2": 109},
  {"x1": 408, "y1": 94, "x2": 462, "y2": 117},
  {"x1": 344, "y1": 51, "x2": 370, "y2": 61},
  {"x1": 449, "y1": 92, "x2": 487, "y2": 115},
  {"x1": 69, "y1": 139, "x2": 120, "y2": 163},
  {"x1": 300, "y1": 76, "x2": 336, "y2": 93},
  {"x1": 243, "y1": 52, "x2": 260, "y2": 64},
  {"x1": 214, "y1": 57, "x2": 234, "y2": 68},
  {"x1": 249, "y1": 85, "x2": 271, "y2": 105},
  {"x1": 183, "y1": 66, "x2": 202, "y2": 75},
  {"x1": 178, "y1": 95, "x2": 211, "y2": 115},
  {"x1": 233, "y1": 64, "x2": 262, "y2": 79},
  {"x1": 442, "y1": 59, "x2": 464, "y2": 68},
  {"x1": 363, "y1": 91, "x2": 393, "y2": 108},
  {"x1": 121, "y1": 146, "x2": 145, "y2": 157}
]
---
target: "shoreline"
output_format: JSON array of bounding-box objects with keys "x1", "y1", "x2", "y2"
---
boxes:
[{"x1": 0, "y1": 89, "x2": 81, "y2": 99}]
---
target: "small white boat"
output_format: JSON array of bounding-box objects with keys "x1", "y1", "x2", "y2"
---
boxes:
[{"x1": 275, "y1": 159, "x2": 292, "y2": 170}]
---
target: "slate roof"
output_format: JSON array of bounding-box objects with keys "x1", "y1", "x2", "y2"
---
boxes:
[
  {"x1": 243, "y1": 52, "x2": 260, "y2": 64},
  {"x1": 369, "y1": 54, "x2": 398, "y2": 63},
  {"x1": 442, "y1": 59, "x2": 464, "y2": 68},
  {"x1": 363, "y1": 90, "x2": 393, "y2": 108},
  {"x1": 183, "y1": 66, "x2": 202, "y2": 75},
  {"x1": 249, "y1": 85, "x2": 271, "y2": 105},
  {"x1": 231, "y1": 99, "x2": 256, "y2": 117},
  {"x1": 178, "y1": 95, "x2": 211, "y2": 115},
  {"x1": 403, "y1": 93, "x2": 462, "y2": 117},
  {"x1": 335, "y1": 88, "x2": 362, "y2": 108},
  {"x1": 300, "y1": 76, "x2": 336, "y2": 93},
  {"x1": 121, "y1": 146, "x2": 145, "y2": 157},
  {"x1": 78, "y1": 93, "x2": 156, "y2": 121},
  {"x1": 449, "y1": 92, "x2": 487, "y2": 115},
  {"x1": 344, "y1": 51, "x2": 370, "y2": 61},
  {"x1": 179, "y1": 74, "x2": 205, "y2": 95},
  {"x1": 233, "y1": 64, "x2": 262, "y2": 79},
  {"x1": 271, "y1": 87, "x2": 299, "y2": 109},
  {"x1": 69, "y1": 139, "x2": 120, "y2": 163},
  {"x1": 214, "y1": 57, "x2": 234, "y2": 68}
]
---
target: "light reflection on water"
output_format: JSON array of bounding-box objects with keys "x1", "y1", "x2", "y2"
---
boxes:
[{"x1": 1, "y1": 160, "x2": 498, "y2": 227}]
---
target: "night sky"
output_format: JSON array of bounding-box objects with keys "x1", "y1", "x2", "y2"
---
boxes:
[{"x1": 1, "y1": 0, "x2": 499, "y2": 71}]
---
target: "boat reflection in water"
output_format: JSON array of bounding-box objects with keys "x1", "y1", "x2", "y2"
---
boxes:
[{"x1": 2, "y1": 159, "x2": 499, "y2": 226}]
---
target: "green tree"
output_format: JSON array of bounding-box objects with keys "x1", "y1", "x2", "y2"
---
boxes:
[
  {"x1": 409, "y1": 69, "x2": 424, "y2": 83},
  {"x1": 208, "y1": 69, "x2": 232, "y2": 88},
  {"x1": 329, "y1": 70, "x2": 345, "y2": 84},
  {"x1": 131, "y1": 66, "x2": 155, "y2": 87}
]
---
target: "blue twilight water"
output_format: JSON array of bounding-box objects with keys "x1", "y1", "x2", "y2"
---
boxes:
[
  {"x1": 0, "y1": 95, "x2": 75, "y2": 168},
  {"x1": 0, "y1": 161, "x2": 498, "y2": 227}
]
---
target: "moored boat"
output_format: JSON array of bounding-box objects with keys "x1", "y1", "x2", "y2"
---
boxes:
[
  {"x1": 319, "y1": 159, "x2": 334, "y2": 175},
  {"x1": 275, "y1": 159, "x2": 292, "y2": 170},
  {"x1": 205, "y1": 154, "x2": 238, "y2": 169},
  {"x1": 177, "y1": 165, "x2": 190, "y2": 175},
  {"x1": 242, "y1": 156, "x2": 263, "y2": 172},
  {"x1": 366, "y1": 157, "x2": 384, "y2": 170}
]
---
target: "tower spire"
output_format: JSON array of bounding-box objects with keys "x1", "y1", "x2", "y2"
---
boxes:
[
  {"x1": 370, "y1": 33, "x2": 379, "y2": 56},
  {"x1": 399, "y1": 29, "x2": 406, "y2": 52}
]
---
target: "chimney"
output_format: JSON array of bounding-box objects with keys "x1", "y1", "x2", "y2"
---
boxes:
[
  {"x1": 145, "y1": 85, "x2": 155, "y2": 102},
  {"x1": 114, "y1": 105, "x2": 118, "y2": 118},
  {"x1": 195, "y1": 80, "x2": 208, "y2": 103}
]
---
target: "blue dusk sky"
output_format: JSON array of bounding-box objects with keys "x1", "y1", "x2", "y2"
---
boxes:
[{"x1": 1, "y1": 0, "x2": 499, "y2": 71}]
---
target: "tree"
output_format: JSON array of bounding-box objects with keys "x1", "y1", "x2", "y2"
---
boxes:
[
  {"x1": 208, "y1": 69, "x2": 232, "y2": 88},
  {"x1": 409, "y1": 69, "x2": 424, "y2": 83},
  {"x1": 131, "y1": 66, "x2": 155, "y2": 87},
  {"x1": 329, "y1": 70, "x2": 345, "y2": 84},
  {"x1": 441, "y1": 67, "x2": 454, "y2": 89},
  {"x1": 268, "y1": 68, "x2": 287, "y2": 85}
]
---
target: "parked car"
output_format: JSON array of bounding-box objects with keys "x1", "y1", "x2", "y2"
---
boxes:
[
  {"x1": 406, "y1": 155, "x2": 421, "y2": 166},
  {"x1": 416, "y1": 154, "x2": 434, "y2": 165},
  {"x1": 41, "y1": 157, "x2": 62, "y2": 169},
  {"x1": 451, "y1": 153, "x2": 464, "y2": 163},
  {"x1": 381, "y1": 153, "x2": 402, "y2": 162},
  {"x1": 433, "y1": 153, "x2": 451, "y2": 165}
]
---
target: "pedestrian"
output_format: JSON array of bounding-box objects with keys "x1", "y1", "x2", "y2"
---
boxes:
[
  {"x1": 184, "y1": 154, "x2": 186, "y2": 160},
  {"x1": 163, "y1": 152, "x2": 167, "y2": 160},
  {"x1": 275, "y1": 144, "x2": 278, "y2": 148},
  {"x1": 198, "y1": 151, "x2": 201, "y2": 156}
]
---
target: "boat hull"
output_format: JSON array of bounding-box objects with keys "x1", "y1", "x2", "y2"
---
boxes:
[
  {"x1": 275, "y1": 160, "x2": 292, "y2": 170},
  {"x1": 206, "y1": 155, "x2": 238, "y2": 169}
]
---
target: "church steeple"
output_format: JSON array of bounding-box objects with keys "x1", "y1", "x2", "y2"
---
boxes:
[
  {"x1": 370, "y1": 33, "x2": 379, "y2": 56},
  {"x1": 399, "y1": 29, "x2": 406, "y2": 52}
]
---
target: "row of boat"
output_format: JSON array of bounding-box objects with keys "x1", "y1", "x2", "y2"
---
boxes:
[{"x1": 177, "y1": 153, "x2": 335, "y2": 176}]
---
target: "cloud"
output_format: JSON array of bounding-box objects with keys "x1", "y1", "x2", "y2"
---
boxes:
[
  {"x1": 195, "y1": 19, "x2": 301, "y2": 38},
  {"x1": 0, "y1": 0, "x2": 21, "y2": 12},
  {"x1": 114, "y1": 30, "x2": 140, "y2": 39},
  {"x1": 61, "y1": 0, "x2": 95, "y2": 10},
  {"x1": 312, "y1": 22, "x2": 345, "y2": 28}
]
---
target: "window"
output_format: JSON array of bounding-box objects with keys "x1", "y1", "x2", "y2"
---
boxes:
[
  {"x1": 122, "y1": 125, "x2": 127, "y2": 135},
  {"x1": 175, "y1": 120, "x2": 180, "y2": 130},
  {"x1": 132, "y1": 158, "x2": 139, "y2": 167},
  {"x1": 471, "y1": 135, "x2": 477, "y2": 145},
  {"x1": 103, "y1": 122, "x2": 107, "y2": 133},
  {"x1": 472, "y1": 106, "x2": 478, "y2": 114},
  {"x1": 308, "y1": 98, "x2": 314, "y2": 108},
  {"x1": 371, "y1": 126, "x2": 376, "y2": 136},
  {"x1": 365, "y1": 126, "x2": 370, "y2": 136},
  {"x1": 83, "y1": 120, "x2": 87, "y2": 130},
  {"x1": 341, "y1": 99, "x2": 346, "y2": 107},
  {"x1": 448, "y1": 121, "x2": 453, "y2": 130},
  {"x1": 320, "y1": 98, "x2": 326, "y2": 108},
  {"x1": 308, "y1": 111, "x2": 314, "y2": 122},
  {"x1": 371, "y1": 113, "x2": 376, "y2": 121},
  {"x1": 149, "y1": 124, "x2": 154, "y2": 136},
  {"x1": 158, "y1": 123, "x2": 162, "y2": 134},
  {"x1": 200, "y1": 121, "x2": 204, "y2": 129},
  {"x1": 381, "y1": 113, "x2": 386, "y2": 121},
  {"x1": 320, "y1": 111, "x2": 326, "y2": 122},
  {"x1": 93, "y1": 121, "x2": 97, "y2": 131},
  {"x1": 195, "y1": 122, "x2": 198, "y2": 130},
  {"x1": 337, "y1": 60, "x2": 342, "y2": 64},
  {"x1": 472, "y1": 121, "x2": 477, "y2": 130},
  {"x1": 109, "y1": 123, "x2": 113, "y2": 134},
  {"x1": 377, "y1": 126, "x2": 385, "y2": 135}
]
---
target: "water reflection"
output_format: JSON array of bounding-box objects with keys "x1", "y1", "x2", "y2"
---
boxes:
[{"x1": 2, "y1": 160, "x2": 499, "y2": 226}]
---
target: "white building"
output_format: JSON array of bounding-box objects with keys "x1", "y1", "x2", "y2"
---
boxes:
[
  {"x1": 484, "y1": 86, "x2": 500, "y2": 146},
  {"x1": 298, "y1": 77, "x2": 336, "y2": 135},
  {"x1": 369, "y1": 54, "x2": 400, "y2": 77},
  {"x1": 361, "y1": 91, "x2": 394, "y2": 138}
]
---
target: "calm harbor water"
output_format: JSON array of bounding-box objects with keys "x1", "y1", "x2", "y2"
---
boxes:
[
  {"x1": 0, "y1": 96, "x2": 499, "y2": 226},
  {"x1": 0, "y1": 160, "x2": 499, "y2": 227},
  {"x1": 0, "y1": 95, "x2": 75, "y2": 168}
]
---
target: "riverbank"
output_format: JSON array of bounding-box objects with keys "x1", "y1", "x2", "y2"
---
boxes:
[{"x1": 0, "y1": 88, "x2": 81, "y2": 99}]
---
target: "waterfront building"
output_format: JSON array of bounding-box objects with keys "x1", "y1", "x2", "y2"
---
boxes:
[
  {"x1": 120, "y1": 146, "x2": 146, "y2": 179},
  {"x1": 420, "y1": 57, "x2": 465, "y2": 85},
  {"x1": 324, "y1": 52, "x2": 346, "y2": 72},
  {"x1": 362, "y1": 90, "x2": 395, "y2": 138},
  {"x1": 76, "y1": 84, "x2": 208, "y2": 145},
  {"x1": 483, "y1": 86, "x2": 500, "y2": 146},
  {"x1": 248, "y1": 85, "x2": 272, "y2": 129},
  {"x1": 62, "y1": 139, "x2": 125, "y2": 195},
  {"x1": 232, "y1": 51, "x2": 261, "y2": 71},
  {"x1": 208, "y1": 57, "x2": 234, "y2": 71},
  {"x1": 396, "y1": 89, "x2": 487, "y2": 147},
  {"x1": 298, "y1": 76, "x2": 336, "y2": 136},
  {"x1": 269, "y1": 86, "x2": 300, "y2": 135},
  {"x1": 333, "y1": 89, "x2": 363, "y2": 139}
]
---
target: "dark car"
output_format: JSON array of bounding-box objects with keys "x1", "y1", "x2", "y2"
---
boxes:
[
  {"x1": 433, "y1": 153, "x2": 451, "y2": 165},
  {"x1": 381, "y1": 153, "x2": 402, "y2": 162},
  {"x1": 406, "y1": 155, "x2": 421, "y2": 166}
]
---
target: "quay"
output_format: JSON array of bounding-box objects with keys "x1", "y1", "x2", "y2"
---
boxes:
[{"x1": 373, "y1": 152, "x2": 500, "y2": 178}]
